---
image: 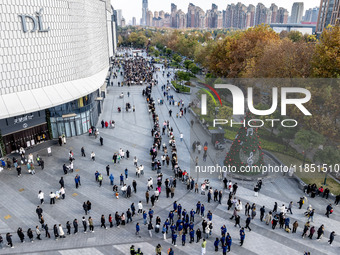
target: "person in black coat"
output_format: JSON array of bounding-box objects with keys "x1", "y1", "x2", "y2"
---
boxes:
[
  {"x1": 44, "y1": 224, "x2": 51, "y2": 238},
  {"x1": 196, "y1": 228, "x2": 202, "y2": 243},
  {"x1": 27, "y1": 228, "x2": 34, "y2": 242},
  {"x1": 6, "y1": 233, "x2": 13, "y2": 248},
  {"x1": 73, "y1": 219, "x2": 78, "y2": 234},
  {"x1": 53, "y1": 224, "x2": 59, "y2": 240},
  {"x1": 17, "y1": 228, "x2": 25, "y2": 243},
  {"x1": 245, "y1": 215, "x2": 252, "y2": 231}
]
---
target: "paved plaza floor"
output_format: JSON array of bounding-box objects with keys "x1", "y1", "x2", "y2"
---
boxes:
[{"x1": 0, "y1": 59, "x2": 339, "y2": 255}]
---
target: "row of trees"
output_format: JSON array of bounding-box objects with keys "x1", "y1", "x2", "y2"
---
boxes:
[{"x1": 119, "y1": 25, "x2": 339, "y2": 143}]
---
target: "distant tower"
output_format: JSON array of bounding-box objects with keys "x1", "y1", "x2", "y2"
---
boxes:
[
  {"x1": 291, "y1": 2, "x2": 304, "y2": 23},
  {"x1": 142, "y1": 0, "x2": 148, "y2": 26}
]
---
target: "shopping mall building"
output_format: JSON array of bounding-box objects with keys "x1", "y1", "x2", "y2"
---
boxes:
[{"x1": 0, "y1": 0, "x2": 118, "y2": 156}]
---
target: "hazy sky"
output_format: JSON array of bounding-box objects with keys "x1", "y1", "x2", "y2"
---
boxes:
[{"x1": 112, "y1": 0, "x2": 320, "y2": 23}]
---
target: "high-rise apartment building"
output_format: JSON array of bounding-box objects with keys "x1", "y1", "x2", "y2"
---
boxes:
[
  {"x1": 226, "y1": 3, "x2": 247, "y2": 29},
  {"x1": 147, "y1": 10, "x2": 153, "y2": 26},
  {"x1": 255, "y1": 3, "x2": 270, "y2": 25},
  {"x1": 291, "y1": 2, "x2": 304, "y2": 23},
  {"x1": 277, "y1": 7, "x2": 289, "y2": 24},
  {"x1": 142, "y1": 0, "x2": 148, "y2": 26},
  {"x1": 159, "y1": 11, "x2": 165, "y2": 19},
  {"x1": 116, "y1": 9, "x2": 122, "y2": 26},
  {"x1": 132, "y1": 17, "x2": 137, "y2": 26},
  {"x1": 176, "y1": 10, "x2": 187, "y2": 28},
  {"x1": 270, "y1": 4, "x2": 278, "y2": 23},
  {"x1": 171, "y1": 3, "x2": 178, "y2": 28},
  {"x1": 303, "y1": 7, "x2": 319, "y2": 22},
  {"x1": 316, "y1": 0, "x2": 340, "y2": 33},
  {"x1": 187, "y1": 3, "x2": 196, "y2": 28},
  {"x1": 246, "y1": 4, "x2": 256, "y2": 27}
]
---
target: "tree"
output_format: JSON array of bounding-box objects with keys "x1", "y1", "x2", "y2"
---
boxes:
[
  {"x1": 277, "y1": 125, "x2": 299, "y2": 150},
  {"x1": 154, "y1": 50, "x2": 160, "y2": 57},
  {"x1": 172, "y1": 54, "x2": 182, "y2": 64},
  {"x1": 312, "y1": 25, "x2": 340, "y2": 78},
  {"x1": 165, "y1": 48, "x2": 172, "y2": 57},
  {"x1": 189, "y1": 63, "x2": 200, "y2": 74},
  {"x1": 314, "y1": 146, "x2": 340, "y2": 166},
  {"x1": 207, "y1": 25, "x2": 280, "y2": 78},
  {"x1": 294, "y1": 129, "x2": 325, "y2": 168},
  {"x1": 314, "y1": 146, "x2": 340, "y2": 185},
  {"x1": 184, "y1": 60, "x2": 193, "y2": 70},
  {"x1": 176, "y1": 71, "x2": 190, "y2": 81},
  {"x1": 245, "y1": 38, "x2": 314, "y2": 78},
  {"x1": 287, "y1": 31, "x2": 303, "y2": 42},
  {"x1": 216, "y1": 105, "x2": 232, "y2": 120},
  {"x1": 225, "y1": 112, "x2": 265, "y2": 172}
]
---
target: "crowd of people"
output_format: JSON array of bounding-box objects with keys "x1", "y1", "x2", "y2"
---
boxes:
[{"x1": 0, "y1": 50, "x2": 338, "y2": 255}]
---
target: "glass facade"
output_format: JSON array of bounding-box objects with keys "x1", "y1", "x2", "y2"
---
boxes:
[{"x1": 49, "y1": 91, "x2": 102, "y2": 138}]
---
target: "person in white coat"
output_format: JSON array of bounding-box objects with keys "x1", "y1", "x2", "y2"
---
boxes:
[
  {"x1": 138, "y1": 201, "x2": 143, "y2": 214},
  {"x1": 38, "y1": 191, "x2": 44, "y2": 204},
  {"x1": 58, "y1": 224, "x2": 65, "y2": 238}
]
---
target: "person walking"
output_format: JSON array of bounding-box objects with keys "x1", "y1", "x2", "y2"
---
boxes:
[
  {"x1": 58, "y1": 224, "x2": 65, "y2": 238},
  {"x1": 132, "y1": 180, "x2": 137, "y2": 193},
  {"x1": 287, "y1": 201, "x2": 293, "y2": 214},
  {"x1": 148, "y1": 221, "x2": 154, "y2": 238},
  {"x1": 75, "y1": 175, "x2": 80, "y2": 189},
  {"x1": 36, "y1": 206, "x2": 43, "y2": 220},
  {"x1": 81, "y1": 147, "x2": 86, "y2": 157},
  {"x1": 245, "y1": 215, "x2": 252, "y2": 231},
  {"x1": 89, "y1": 217, "x2": 94, "y2": 232},
  {"x1": 25, "y1": 228, "x2": 33, "y2": 243},
  {"x1": 6, "y1": 233, "x2": 13, "y2": 248},
  {"x1": 73, "y1": 219, "x2": 78, "y2": 234},
  {"x1": 53, "y1": 224, "x2": 59, "y2": 240},
  {"x1": 308, "y1": 226, "x2": 315, "y2": 239},
  {"x1": 99, "y1": 136, "x2": 103, "y2": 146},
  {"x1": 328, "y1": 231, "x2": 335, "y2": 246},
  {"x1": 38, "y1": 191, "x2": 44, "y2": 204},
  {"x1": 83, "y1": 202, "x2": 88, "y2": 215},
  {"x1": 109, "y1": 173, "x2": 114, "y2": 185},
  {"x1": 201, "y1": 239, "x2": 207, "y2": 255},
  {"x1": 91, "y1": 152, "x2": 95, "y2": 161},
  {"x1": 87, "y1": 201, "x2": 92, "y2": 213},
  {"x1": 240, "y1": 228, "x2": 245, "y2": 246},
  {"x1": 45, "y1": 224, "x2": 51, "y2": 238},
  {"x1": 82, "y1": 217, "x2": 87, "y2": 233},
  {"x1": 325, "y1": 204, "x2": 333, "y2": 218},
  {"x1": 196, "y1": 228, "x2": 202, "y2": 243},
  {"x1": 260, "y1": 206, "x2": 265, "y2": 221},
  {"x1": 292, "y1": 221, "x2": 298, "y2": 233},
  {"x1": 101, "y1": 215, "x2": 107, "y2": 229},
  {"x1": 106, "y1": 165, "x2": 110, "y2": 176},
  {"x1": 171, "y1": 231, "x2": 177, "y2": 246},
  {"x1": 17, "y1": 227, "x2": 25, "y2": 243},
  {"x1": 226, "y1": 233, "x2": 232, "y2": 252},
  {"x1": 182, "y1": 233, "x2": 186, "y2": 246},
  {"x1": 98, "y1": 173, "x2": 103, "y2": 187},
  {"x1": 66, "y1": 221, "x2": 71, "y2": 235},
  {"x1": 155, "y1": 244, "x2": 162, "y2": 255},
  {"x1": 136, "y1": 223, "x2": 140, "y2": 236},
  {"x1": 317, "y1": 225, "x2": 324, "y2": 240}
]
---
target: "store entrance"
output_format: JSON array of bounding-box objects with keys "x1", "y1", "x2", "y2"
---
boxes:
[{"x1": 2, "y1": 123, "x2": 49, "y2": 154}]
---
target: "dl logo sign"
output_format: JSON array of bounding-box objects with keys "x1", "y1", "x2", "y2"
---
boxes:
[{"x1": 19, "y1": 8, "x2": 50, "y2": 33}]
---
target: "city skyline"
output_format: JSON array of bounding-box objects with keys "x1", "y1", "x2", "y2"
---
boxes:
[{"x1": 112, "y1": 0, "x2": 320, "y2": 24}]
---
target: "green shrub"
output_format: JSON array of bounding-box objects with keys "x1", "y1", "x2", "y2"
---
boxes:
[{"x1": 171, "y1": 81, "x2": 191, "y2": 93}]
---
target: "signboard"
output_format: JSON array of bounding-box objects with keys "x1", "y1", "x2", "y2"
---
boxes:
[{"x1": 0, "y1": 110, "x2": 47, "y2": 136}]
